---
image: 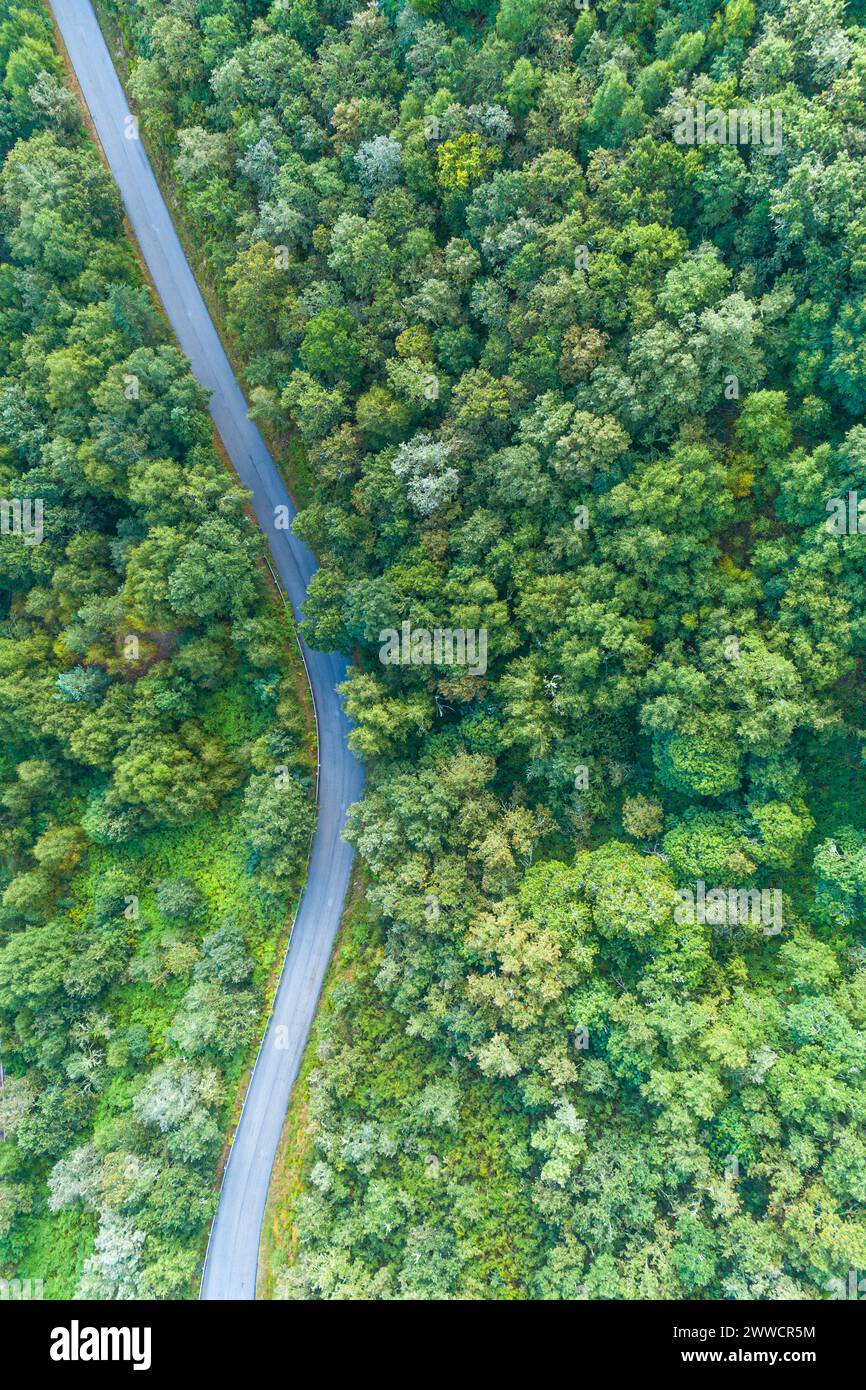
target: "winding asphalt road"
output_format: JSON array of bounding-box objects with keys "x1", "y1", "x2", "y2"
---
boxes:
[{"x1": 49, "y1": 0, "x2": 364, "y2": 1299}]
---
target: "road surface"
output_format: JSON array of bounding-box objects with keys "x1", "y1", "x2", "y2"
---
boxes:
[{"x1": 49, "y1": 0, "x2": 364, "y2": 1300}]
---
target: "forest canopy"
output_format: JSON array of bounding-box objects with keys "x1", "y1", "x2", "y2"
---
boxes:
[
  {"x1": 0, "y1": 0, "x2": 315, "y2": 1297},
  {"x1": 16, "y1": 0, "x2": 866, "y2": 1298}
]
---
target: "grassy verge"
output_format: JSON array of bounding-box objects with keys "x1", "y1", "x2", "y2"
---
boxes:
[
  {"x1": 256, "y1": 873, "x2": 365, "y2": 1299},
  {"x1": 257, "y1": 871, "x2": 544, "y2": 1300},
  {"x1": 5, "y1": 607, "x2": 315, "y2": 1296}
]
